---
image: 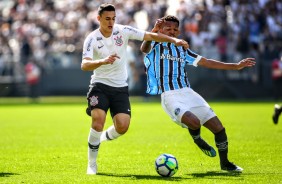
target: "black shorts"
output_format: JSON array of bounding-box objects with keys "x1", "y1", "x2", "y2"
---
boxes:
[{"x1": 86, "y1": 83, "x2": 131, "y2": 117}]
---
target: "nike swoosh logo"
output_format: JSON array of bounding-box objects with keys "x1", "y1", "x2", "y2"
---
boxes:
[{"x1": 98, "y1": 45, "x2": 104, "y2": 49}]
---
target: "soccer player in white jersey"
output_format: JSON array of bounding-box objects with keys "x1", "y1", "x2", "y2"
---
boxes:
[
  {"x1": 273, "y1": 104, "x2": 282, "y2": 124},
  {"x1": 81, "y1": 4, "x2": 189, "y2": 175},
  {"x1": 140, "y1": 15, "x2": 256, "y2": 172}
]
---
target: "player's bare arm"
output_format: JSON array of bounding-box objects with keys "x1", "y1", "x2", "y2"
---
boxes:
[
  {"x1": 143, "y1": 32, "x2": 189, "y2": 50},
  {"x1": 198, "y1": 57, "x2": 256, "y2": 70},
  {"x1": 140, "y1": 40, "x2": 152, "y2": 53},
  {"x1": 141, "y1": 19, "x2": 164, "y2": 53},
  {"x1": 81, "y1": 54, "x2": 120, "y2": 71}
]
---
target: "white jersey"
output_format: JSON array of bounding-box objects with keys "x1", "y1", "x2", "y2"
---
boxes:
[{"x1": 82, "y1": 24, "x2": 145, "y2": 87}]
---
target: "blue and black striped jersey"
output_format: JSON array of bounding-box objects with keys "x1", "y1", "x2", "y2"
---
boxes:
[{"x1": 143, "y1": 42, "x2": 202, "y2": 95}]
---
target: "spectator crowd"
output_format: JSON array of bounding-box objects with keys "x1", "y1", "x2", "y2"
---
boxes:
[{"x1": 0, "y1": 0, "x2": 282, "y2": 95}]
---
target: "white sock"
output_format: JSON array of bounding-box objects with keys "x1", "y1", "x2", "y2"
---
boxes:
[
  {"x1": 88, "y1": 128, "x2": 102, "y2": 164},
  {"x1": 100, "y1": 125, "x2": 122, "y2": 142}
]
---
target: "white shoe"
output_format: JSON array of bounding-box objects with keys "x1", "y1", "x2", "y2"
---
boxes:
[
  {"x1": 221, "y1": 162, "x2": 243, "y2": 172},
  {"x1": 87, "y1": 163, "x2": 97, "y2": 175}
]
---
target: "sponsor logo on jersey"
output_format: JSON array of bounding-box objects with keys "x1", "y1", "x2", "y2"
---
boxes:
[
  {"x1": 89, "y1": 96, "x2": 99, "y2": 106},
  {"x1": 96, "y1": 37, "x2": 102, "y2": 41},
  {"x1": 98, "y1": 45, "x2": 104, "y2": 49},
  {"x1": 114, "y1": 35, "x2": 123, "y2": 46},
  {"x1": 113, "y1": 31, "x2": 119, "y2": 35},
  {"x1": 124, "y1": 27, "x2": 137, "y2": 33},
  {"x1": 174, "y1": 108, "x2": 180, "y2": 116},
  {"x1": 160, "y1": 53, "x2": 184, "y2": 62},
  {"x1": 87, "y1": 38, "x2": 93, "y2": 51}
]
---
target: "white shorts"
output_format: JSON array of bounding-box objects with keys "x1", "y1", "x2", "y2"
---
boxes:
[{"x1": 161, "y1": 87, "x2": 216, "y2": 128}]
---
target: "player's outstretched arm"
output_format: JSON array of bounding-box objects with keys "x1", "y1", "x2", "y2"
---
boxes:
[
  {"x1": 198, "y1": 57, "x2": 256, "y2": 70},
  {"x1": 143, "y1": 32, "x2": 189, "y2": 50},
  {"x1": 81, "y1": 54, "x2": 120, "y2": 71}
]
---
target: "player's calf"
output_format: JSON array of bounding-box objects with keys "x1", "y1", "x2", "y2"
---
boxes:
[{"x1": 188, "y1": 128, "x2": 216, "y2": 157}]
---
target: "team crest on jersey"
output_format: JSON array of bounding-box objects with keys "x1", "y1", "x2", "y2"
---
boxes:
[
  {"x1": 114, "y1": 36, "x2": 123, "y2": 46},
  {"x1": 175, "y1": 108, "x2": 181, "y2": 116},
  {"x1": 89, "y1": 96, "x2": 99, "y2": 106}
]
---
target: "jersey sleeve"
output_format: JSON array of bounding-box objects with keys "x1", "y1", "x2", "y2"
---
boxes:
[
  {"x1": 185, "y1": 49, "x2": 202, "y2": 67},
  {"x1": 82, "y1": 33, "x2": 95, "y2": 61},
  {"x1": 122, "y1": 25, "x2": 145, "y2": 41}
]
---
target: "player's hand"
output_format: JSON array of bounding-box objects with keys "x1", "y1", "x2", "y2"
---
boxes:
[
  {"x1": 152, "y1": 19, "x2": 164, "y2": 33},
  {"x1": 104, "y1": 53, "x2": 120, "y2": 65},
  {"x1": 174, "y1": 38, "x2": 189, "y2": 50},
  {"x1": 237, "y1": 58, "x2": 256, "y2": 70}
]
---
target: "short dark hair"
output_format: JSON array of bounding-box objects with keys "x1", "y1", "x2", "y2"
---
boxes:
[
  {"x1": 162, "y1": 15, "x2": 180, "y2": 27},
  {"x1": 98, "y1": 3, "x2": 115, "y2": 16}
]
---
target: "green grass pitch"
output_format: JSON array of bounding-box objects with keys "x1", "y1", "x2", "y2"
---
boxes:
[{"x1": 0, "y1": 97, "x2": 282, "y2": 183}]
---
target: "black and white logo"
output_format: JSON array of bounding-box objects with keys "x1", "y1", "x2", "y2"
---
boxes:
[
  {"x1": 98, "y1": 45, "x2": 104, "y2": 49},
  {"x1": 160, "y1": 53, "x2": 184, "y2": 63},
  {"x1": 113, "y1": 31, "x2": 119, "y2": 35},
  {"x1": 174, "y1": 108, "x2": 180, "y2": 116}
]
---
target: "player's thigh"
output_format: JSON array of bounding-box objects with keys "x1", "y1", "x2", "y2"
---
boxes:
[
  {"x1": 109, "y1": 88, "x2": 131, "y2": 133},
  {"x1": 91, "y1": 109, "x2": 107, "y2": 131},
  {"x1": 162, "y1": 98, "x2": 201, "y2": 129},
  {"x1": 161, "y1": 89, "x2": 189, "y2": 127},
  {"x1": 161, "y1": 87, "x2": 216, "y2": 127},
  {"x1": 87, "y1": 84, "x2": 110, "y2": 113},
  {"x1": 109, "y1": 87, "x2": 131, "y2": 118},
  {"x1": 87, "y1": 84, "x2": 110, "y2": 130},
  {"x1": 181, "y1": 111, "x2": 201, "y2": 129}
]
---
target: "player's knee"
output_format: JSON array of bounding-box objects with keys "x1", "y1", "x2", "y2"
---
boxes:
[
  {"x1": 188, "y1": 121, "x2": 201, "y2": 130},
  {"x1": 91, "y1": 119, "x2": 105, "y2": 131},
  {"x1": 183, "y1": 120, "x2": 201, "y2": 129},
  {"x1": 92, "y1": 124, "x2": 104, "y2": 132},
  {"x1": 205, "y1": 117, "x2": 224, "y2": 133},
  {"x1": 115, "y1": 123, "x2": 129, "y2": 134}
]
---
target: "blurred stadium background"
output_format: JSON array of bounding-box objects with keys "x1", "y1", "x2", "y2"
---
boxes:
[{"x1": 0, "y1": 0, "x2": 281, "y2": 100}]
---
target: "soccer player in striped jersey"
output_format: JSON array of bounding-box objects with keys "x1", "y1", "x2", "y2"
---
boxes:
[
  {"x1": 81, "y1": 4, "x2": 188, "y2": 175},
  {"x1": 140, "y1": 15, "x2": 256, "y2": 172}
]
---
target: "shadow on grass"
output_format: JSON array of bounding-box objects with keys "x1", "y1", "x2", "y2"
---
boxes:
[
  {"x1": 190, "y1": 171, "x2": 243, "y2": 179},
  {"x1": 0, "y1": 172, "x2": 19, "y2": 177},
  {"x1": 97, "y1": 171, "x2": 245, "y2": 181},
  {"x1": 98, "y1": 172, "x2": 184, "y2": 181}
]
